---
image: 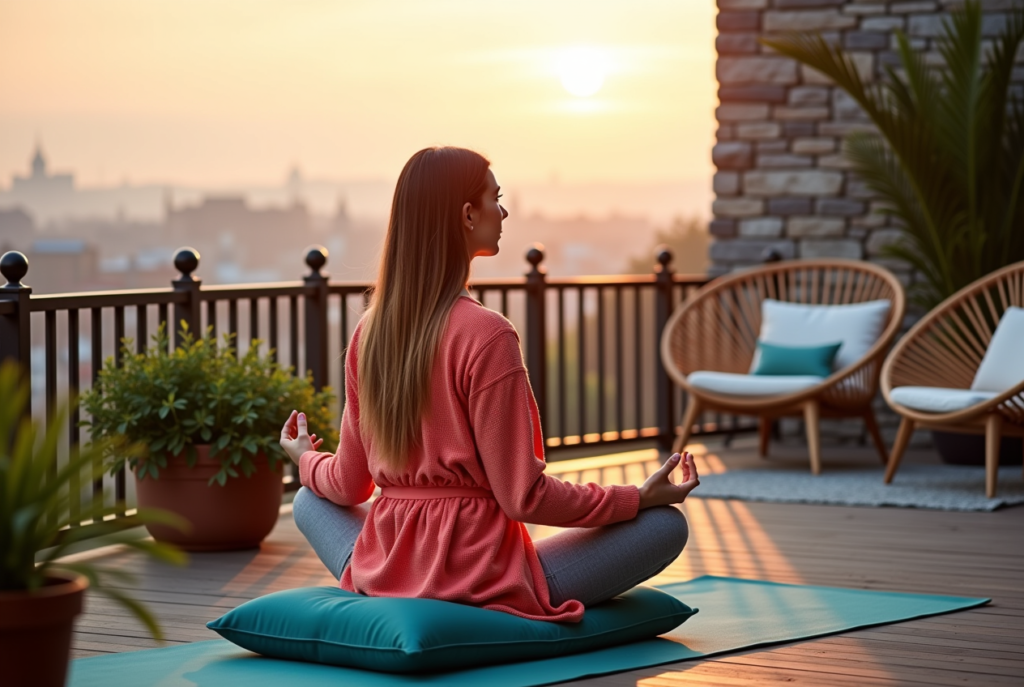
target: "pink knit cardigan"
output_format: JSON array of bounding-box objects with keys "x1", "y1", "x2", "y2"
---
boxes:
[{"x1": 299, "y1": 297, "x2": 640, "y2": 622}]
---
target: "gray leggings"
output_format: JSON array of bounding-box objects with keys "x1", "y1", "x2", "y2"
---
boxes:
[{"x1": 292, "y1": 487, "x2": 688, "y2": 607}]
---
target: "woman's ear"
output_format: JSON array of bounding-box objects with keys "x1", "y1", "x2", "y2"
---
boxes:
[{"x1": 461, "y1": 201, "x2": 475, "y2": 232}]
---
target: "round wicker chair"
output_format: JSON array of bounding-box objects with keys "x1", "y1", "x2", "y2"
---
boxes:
[
  {"x1": 661, "y1": 259, "x2": 906, "y2": 474},
  {"x1": 882, "y1": 261, "x2": 1024, "y2": 498}
]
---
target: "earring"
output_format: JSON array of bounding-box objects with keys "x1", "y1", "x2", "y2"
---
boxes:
[{"x1": 470, "y1": 224, "x2": 474, "y2": 231}]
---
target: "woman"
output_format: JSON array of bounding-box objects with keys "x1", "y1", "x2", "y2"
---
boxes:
[{"x1": 279, "y1": 146, "x2": 699, "y2": 622}]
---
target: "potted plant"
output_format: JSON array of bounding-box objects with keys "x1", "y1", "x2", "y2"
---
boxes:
[
  {"x1": 0, "y1": 360, "x2": 188, "y2": 687},
  {"x1": 763, "y1": 1, "x2": 1024, "y2": 464},
  {"x1": 80, "y1": 321, "x2": 337, "y2": 551}
]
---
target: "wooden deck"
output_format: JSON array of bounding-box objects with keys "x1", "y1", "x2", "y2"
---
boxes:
[{"x1": 67, "y1": 437, "x2": 1024, "y2": 686}]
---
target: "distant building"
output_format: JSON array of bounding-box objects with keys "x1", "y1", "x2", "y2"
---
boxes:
[
  {"x1": 165, "y1": 195, "x2": 314, "y2": 282},
  {"x1": 0, "y1": 208, "x2": 36, "y2": 253},
  {"x1": 10, "y1": 144, "x2": 75, "y2": 201},
  {"x1": 24, "y1": 238, "x2": 101, "y2": 293}
]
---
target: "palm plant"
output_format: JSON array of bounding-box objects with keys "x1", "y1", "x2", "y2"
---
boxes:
[
  {"x1": 763, "y1": 1, "x2": 1024, "y2": 311},
  {"x1": 0, "y1": 360, "x2": 188, "y2": 640}
]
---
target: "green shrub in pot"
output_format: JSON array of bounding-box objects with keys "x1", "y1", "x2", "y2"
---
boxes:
[{"x1": 80, "y1": 321, "x2": 338, "y2": 486}]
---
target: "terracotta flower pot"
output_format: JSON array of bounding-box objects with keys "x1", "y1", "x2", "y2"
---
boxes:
[
  {"x1": 135, "y1": 445, "x2": 284, "y2": 551},
  {"x1": 0, "y1": 572, "x2": 87, "y2": 687}
]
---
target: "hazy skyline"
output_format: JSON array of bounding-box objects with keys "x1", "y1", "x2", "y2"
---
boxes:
[{"x1": 0, "y1": 0, "x2": 716, "y2": 190}]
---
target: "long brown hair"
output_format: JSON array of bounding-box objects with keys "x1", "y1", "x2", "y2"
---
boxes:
[{"x1": 357, "y1": 147, "x2": 490, "y2": 469}]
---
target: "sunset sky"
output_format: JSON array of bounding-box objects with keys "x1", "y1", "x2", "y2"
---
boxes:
[{"x1": 0, "y1": 0, "x2": 716, "y2": 189}]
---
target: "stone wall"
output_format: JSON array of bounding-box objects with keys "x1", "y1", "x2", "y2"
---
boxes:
[{"x1": 709, "y1": 0, "x2": 1020, "y2": 282}]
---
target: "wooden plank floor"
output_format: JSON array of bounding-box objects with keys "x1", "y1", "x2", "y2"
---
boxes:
[{"x1": 67, "y1": 436, "x2": 1024, "y2": 685}]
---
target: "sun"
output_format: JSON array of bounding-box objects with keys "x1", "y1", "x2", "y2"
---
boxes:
[{"x1": 557, "y1": 47, "x2": 608, "y2": 98}]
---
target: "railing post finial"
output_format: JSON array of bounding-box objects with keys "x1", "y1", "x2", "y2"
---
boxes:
[
  {"x1": 303, "y1": 245, "x2": 329, "y2": 391},
  {"x1": 305, "y1": 245, "x2": 328, "y2": 277},
  {"x1": 174, "y1": 247, "x2": 200, "y2": 282},
  {"x1": 1, "y1": 251, "x2": 29, "y2": 289},
  {"x1": 171, "y1": 247, "x2": 202, "y2": 348},
  {"x1": 523, "y1": 243, "x2": 547, "y2": 431},
  {"x1": 655, "y1": 244, "x2": 674, "y2": 274}
]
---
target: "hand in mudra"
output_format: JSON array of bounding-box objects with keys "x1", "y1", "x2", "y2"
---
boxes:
[
  {"x1": 280, "y1": 410, "x2": 325, "y2": 465},
  {"x1": 638, "y1": 452, "x2": 700, "y2": 510}
]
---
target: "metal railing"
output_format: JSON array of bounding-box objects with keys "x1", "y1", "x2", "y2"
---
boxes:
[{"x1": 0, "y1": 243, "x2": 753, "y2": 536}]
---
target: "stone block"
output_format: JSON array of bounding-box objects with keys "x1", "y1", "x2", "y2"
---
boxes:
[
  {"x1": 757, "y1": 154, "x2": 814, "y2": 168},
  {"x1": 787, "y1": 216, "x2": 846, "y2": 236},
  {"x1": 740, "y1": 217, "x2": 785, "y2": 237},
  {"x1": 768, "y1": 197, "x2": 814, "y2": 215},
  {"x1": 717, "y1": 11, "x2": 761, "y2": 31},
  {"x1": 844, "y1": 31, "x2": 890, "y2": 50},
  {"x1": 833, "y1": 89, "x2": 868, "y2": 121},
  {"x1": 798, "y1": 239, "x2": 863, "y2": 259},
  {"x1": 709, "y1": 218, "x2": 738, "y2": 237},
  {"x1": 773, "y1": 106, "x2": 831, "y2": 120},
  {"x1": 718, "y1": 0, "x2": 768, "y2": 8},
  {"x1": 801, "y1": 64, "x2": 834, "y2": 85},
  {"x1": 718, "y1": 57, "x2": 799, "y2": 85},
  {"x1": 846, "y1": 177, "x2": 876, "y2": 198},
  {"x1": 713, "y1": 141, "x2": 754, "y2": 169},
  {"x1": 710, "y1": 239, "x2": 796, "y2": 263},
  {"x1": 852, "y1": 212, "x2": 888, "y2": 228},
  {"x1": 842, "y1": 3, "x2": 887, "y2": 14},
  {"x1": 891, "y1": 1, "x2": 938, "y2": 13},
  {"x1": 848, "y1": 226, "x2": 868, "y2": 240},
  {"x1": 716, "y1": 34, "x2": 761, "y2": 55},
  {"x1": 718, "y1": 103, "x2": 772, "y2": 121},
  {"x1": 737, "y1": 121, "x2": 784, "y2": 139},
  {"x1": 866, "y1": 228, "x2": 905, "y2": 255},
  {"x1": 792, "y1": 137, "x2": 836, "y2": 154},
  {"x1": 757, "y1": 140, "x2": 789, "y2": 153},
  {"x1": 783, "y1": 121, "x2": 818, "y2": 137},
  {"x1": 862, "y1": 16, "x2": 906, "y2": 31},
  {"x1": 819, "y1": 154, "x2": 857, "y2": 169},
  {"x1": 818, "y1": 121, "x2": 877, "y2": 137},
  {"x1": 788, "y1": 86, "x2": 830, "y2": 106},
  {"x1": 763, "y1": 10, "x2": 857, "y2": 32},
  {"x1": 714, "y1": 171, "x2": 741, "y2": 195},
  {"x1": 719, "y1": 84, "x2": 789, "y2": 102},
  {"x1": 713, "y1": 197, "x2": 766, "y2": 217},
  {"x1": 818, "y1": 198, "x2": 865, "y2": 215},
  {"x1": 744, "y1": 170, "x2": 844, "y2": 196},
  {"x1": 717, "y1": 124, "x2": 737, "y2": 141},
  {"x1": 908, "y1": 13, "x2": 947, "y2": 36},
  {"x1": 774, "y1": 0, "x2": 844, "y2": 6}
]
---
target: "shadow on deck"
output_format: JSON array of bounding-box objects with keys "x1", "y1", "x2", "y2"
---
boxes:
[{"x1": 67, "y1": 438, "x2": 1024, "y2": 686}]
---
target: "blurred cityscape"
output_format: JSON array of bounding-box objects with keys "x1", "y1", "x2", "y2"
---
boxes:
[{"x1": 0, "y1": 143, "x2": 710, "y2": 293}]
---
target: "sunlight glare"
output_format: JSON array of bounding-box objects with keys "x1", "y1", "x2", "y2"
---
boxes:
[{"x1": 557, "y1": 46, "x2": 608, "y2": 97}]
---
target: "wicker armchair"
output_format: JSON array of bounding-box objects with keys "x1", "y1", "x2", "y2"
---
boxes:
[
  {"x1": 882, "y1": 261, "x2": 1024, "y2": 498},
  {"x1": 661, "y1": 259, "x2": 906, "y2": 474}
]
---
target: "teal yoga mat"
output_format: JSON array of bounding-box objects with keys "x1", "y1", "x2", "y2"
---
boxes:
[{"x1": 69, "y1": 576, "x2": 989, "y2": 687}]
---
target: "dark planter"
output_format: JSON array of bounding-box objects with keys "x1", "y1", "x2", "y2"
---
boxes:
[
  {"x1": 135, "y1": 445, "x2": 284, "y2": 551},
  {"x1": 0, "y1": 572, "x2": 87, "y2": 687},
  {"x1": 931, "y1": 430, "x2": 1022, "y2": 466}
]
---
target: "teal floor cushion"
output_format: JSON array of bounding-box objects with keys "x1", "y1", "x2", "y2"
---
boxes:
[{"x1": 207, "y1": 585, "x2": 697, "y2": 673}]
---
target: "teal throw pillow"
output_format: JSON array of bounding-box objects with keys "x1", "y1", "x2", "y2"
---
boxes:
[
  {"x1": 753, "y1": 340, "x2": 842, "y2": 377},
  {"x1": 207, "y1": 586, "x2": 697, "y2": 674}
]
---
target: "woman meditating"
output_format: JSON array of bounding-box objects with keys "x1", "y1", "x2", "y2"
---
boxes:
[{"x1": 279, "y1": 146, "x2": 699, "y2": 622}]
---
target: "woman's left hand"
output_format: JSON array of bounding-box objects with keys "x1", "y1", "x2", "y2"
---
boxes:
[{"x1": 280, "y1": 410, "x2": 324, "y2": 465}]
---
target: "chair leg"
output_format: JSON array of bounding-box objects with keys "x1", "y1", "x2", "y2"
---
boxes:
[
  {"x1": 863, "y1": 409, "x2": 889, "y2": 465},
  {"x1": 884, "y1": 418, "x2": 915, "y2": 484},
  {"x1": 803, "y1": 400, "x2": 822, "y2": 475},
  {"x1": 985, "y1": 414, "x2": 1003, "y2": 499},
  {"x1": 672, "y1": 396, "x2": 702, "y2": 455},
  {"x1": 758, "y1": 418, "x2": 772, "y2": 458}
]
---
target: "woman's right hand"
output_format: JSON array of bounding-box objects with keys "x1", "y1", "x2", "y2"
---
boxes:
[{"x1": 638, "y1": 452, "x2": 700, "y2": 510}]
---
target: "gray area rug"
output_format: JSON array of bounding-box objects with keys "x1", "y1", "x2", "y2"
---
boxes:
[{"x1": 693, "y1": 464, "x2": 1024, "y2": 512}]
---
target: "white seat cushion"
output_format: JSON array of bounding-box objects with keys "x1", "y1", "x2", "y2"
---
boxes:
[
  {"x1": 689, "y1": 371, "x2": 823, "y2": 396},
  {"x1": 752, "y1": 299, "x2": 892, "y2": 373},
  {"x1": 890, "y1": 386, "x2": 997, "y2": 414},
  {"x1": 971, "y1": 306, "x2": 1024, "y2": 393}
]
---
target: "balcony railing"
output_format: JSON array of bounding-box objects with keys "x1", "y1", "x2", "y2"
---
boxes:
[{"x1": 0, "y1": 244, "x2": 753, "y2": 537}]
